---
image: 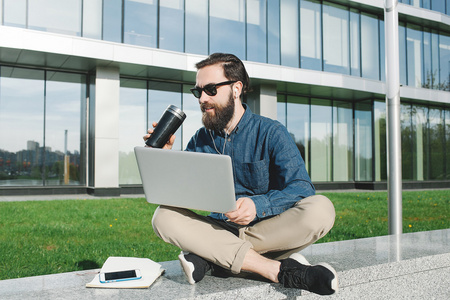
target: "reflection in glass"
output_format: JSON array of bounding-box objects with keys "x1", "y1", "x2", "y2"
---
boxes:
[
  {"x1": 281, "y1": 0, "x2": 299, "y2": 68},
  {"x1": 361, "y1": 13, "x2": 380, "y2": 80},
  {"x1": 103, "y1": 0, "x2": 122, "y2": 43},
  {"x1": 45, "y1": 72, "x2": 85, "y2": 185},
  {"x1": 3, "y1": 0, "x2": 26, "y2": 28},
  {"x1": 310, "y1": 99, "x2": 331, "y2": 181},
  {"x1": 0, "y1": 68, "x2": 85, "y2": 186},
  {"x1": 287, "y1": 96, "x2": 310, "y2": 172},
  {"x1": 399, "y1": 23, "x2": 407, "y2": 86},
  {"x1": 28, "y1": 0, "x2": 82, "y2": 36},
  {"x1": 277, "y1": 94, "x2": 286, "y2": 126},
  {"x1": 333, "y1": 101, "x2": 353, "y2": 181},
  {"x1": 185, "y1": 0, "x2": 208, "y2": 55},
  {"x1": 401, "y1": 103, "x2": 413, "y2": 180},
  {"x1": 411, "y1": 105, "x2": 428, "y2": 180},
  {"x1": 83, "y1": 0, "x2": 102, "y2": 39},
  {"x1": 379, "y1": 20, "x2": 385, "y2": 82},
  {"x1": 374, "y1": 101, "x2": 387, "y2": 181},
  {"x1": 159, "y1": 0, "x2": 184, "y2": 52},
  {"x1": 431, "y1": 0, "x2": 446, "y2": 13},
  {"x1": 350, "y1": 9, "x2": 361, "y2": 76},
  {"x1": 428, "y1": 108, "x2": 445, "y2": 179},
  {"x1": 407, "y1": 24, "x2": 423, "y2": 87},
  {"x1": 300, "y1": 0, "x2": 321, "y2": 70},
  {"x1": 124, "y1": 0, "x2": 157, "y2": 48},
  {"x1": 0, "y1": 68, "x2": 44, "y2": 186},
  {"x1": 247, "y1": 0, "x2": 267, "y2": 63},
  {"x1": 323, "y1": 3, "x2": 349, "y2": 75},
  {"x1": 210, "y1": 0, "x2": 245, "y2": 59},
  {"x1": 439, "y1": 32, "x2": 450, "y2": 91},
  {"x1": 267, "y1": 0, "x2": 281, "y2": 65},
  {"x1": 119, "y1": 79, "x2": 147, "y2": 185},
  {"x1": 355, "y1": 101, "x2": 372, "y2": 181},
  {"x1": 148, "y1": 82, "x2": 182, "y2": 150},
  {"x1": 446, "y1": 110, "x2": 450, "y2": 179}
]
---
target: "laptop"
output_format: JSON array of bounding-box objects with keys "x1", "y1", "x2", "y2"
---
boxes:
[{"x1": 134, "y1": 146, "x2": 237, "y2": 213}]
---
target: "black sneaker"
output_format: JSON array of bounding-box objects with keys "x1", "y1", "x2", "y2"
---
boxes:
[
  {"x1": 178, "y1": 251, "x2": 211, "y2": 284},
  {"x1": 278, "y1": 253, "x2": 338, "y2": 295}
]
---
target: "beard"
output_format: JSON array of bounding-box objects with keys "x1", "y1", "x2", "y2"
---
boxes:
[{"x1": 201, "y1": 92, "x2": 235, "y2": 132}]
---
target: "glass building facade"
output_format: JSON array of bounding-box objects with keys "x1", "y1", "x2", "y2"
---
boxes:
[{"x1": 0, "y1": 0, "x2": 449, "y2": 194}]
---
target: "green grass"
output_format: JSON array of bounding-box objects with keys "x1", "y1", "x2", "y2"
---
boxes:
[{"x1": 0, "y1": 190, "x2": 448, "y2": 280}]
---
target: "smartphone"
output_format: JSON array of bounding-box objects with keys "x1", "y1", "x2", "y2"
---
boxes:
[{"x1": 99, "y1": 269, "x2": 142, "y2": 283}]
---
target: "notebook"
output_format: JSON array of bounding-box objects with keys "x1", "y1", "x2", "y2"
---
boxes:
[{"x1": 134, "y1": 146, "x2": 237, "y2": 213}]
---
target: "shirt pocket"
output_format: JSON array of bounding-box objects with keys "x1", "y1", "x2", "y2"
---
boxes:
[{"x1": 241, "y1": 159, "x2": 270, "y2": 194}]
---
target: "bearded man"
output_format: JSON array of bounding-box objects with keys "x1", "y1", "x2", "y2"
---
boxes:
[{"x1": 144, "y1": 53, "x2": 339, "y2": 296}]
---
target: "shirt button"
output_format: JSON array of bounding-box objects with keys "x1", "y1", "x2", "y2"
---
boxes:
[{"x1": 228, "y1": 138, "x2": 231, "y2": 142}]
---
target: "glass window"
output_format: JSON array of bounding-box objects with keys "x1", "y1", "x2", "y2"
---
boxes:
[
  {"x1": 28, "y1": 0, "x2": 82, "y2": 36},
  {"x1": 431, "y1": 30, "x2": 440, "y2": 89},
  {"x1": 300, "y1": 0, "x2": 321, "y2": 70},
  {"x1": 323, "y1": 3, "x2": 349, "y2": 75},
  {"x1": 350, "y1": 9, "x2": 361, "y2": 76},
  {"x1": 355, "y1": 101, "x2": 373, "y2": 181},
  {"x1": 0, "y1": 67, "x2": 45, "y2": 186},
  {"x1": 148, "y1": 82, "x2": 183, "y2": 150},
  {"x1": 182, "y1": 85, "x2": 203, "y2": 150},
  {"x1": 3, "y1": 0, "x2": 26, "y2": 28},
  {"x1": 399, "y1": 23, "x2": 408, "y2": 86},
  {"x1": 83, "y1": 0, "x2": 102, "y2": 39},
  {"x1": 310, "y1": 99, "x2": 331, "y2": 181},
  {"x1": 103, "y1": 0, "x2": 122, "y2": 43},
  {"x1": 446, "y1": 109, "x2": 450, "y2": 179},
  {"x1": 406, "y1": 24, "x2": 423, "y2": 87},
  {"x1": 401, "y1": 103, "x2": 413, "y2": 180},
  {"x1": 374, "y1": 100, "x2": 387, "y2": 181},
  {"x1": 423, "y1": 30, "x2": 433, "y2": 88},
  {"x1": 379, "y1": 20, "x2": 386, "y2": 82},
  {"x1": 428, "y1": 108, "x2": 445, "y2": 180},
  {"x1": 277, "y1": 94, "x2": 286, "y2": 126},
  {"x1": 45, "y1": 72, "x2": 85, "y2": 186},
  {"x1": 422, "y1": 0, "x2": 431, "y2": 9},
  {"x1": 124, "y1": 0, "x2": 157, "y2": 48},
  {"x1": 185, "y1": 0, "x2": 208, "y2": 55},
  {"x1": 333, "y1": 101, "x2": 353, "y2": 181},
  {"x1": 159, "y1": 0, "x2": 184, "y2": 52},
  {"x1": 439, "y1": 32, "x2": 450, "y2": 91},
  {"x1": 431, "y1": 0, "x2": 446, "y2": 13},
  {"x1": 267, "y1": 0, "x2": 281, "y2": 65},
  {"x1": 119, "y1": 79, "x2": 147, "y2": 185},
  {"x1": 210, "y1": 0, "x2": 246, "y2": 59},
  {"x1": 287, "y1": 96, "x2": 310, "y2": 172},
  {"x1": 411, "y1": 105, "x2": 428, "y2": 180},
  {"x1": 361, "y1": 13, "x2": 380, "y2": 80},
  {"x1": 281, "y1": 0, "x2": 299, "y2": 68},
  {"x1": 247, "y1": 0, "x2": 267, "y2": 63}
]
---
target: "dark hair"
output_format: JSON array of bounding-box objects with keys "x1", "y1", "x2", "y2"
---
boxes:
[{"x1": 195, "y1": 53, "x2": 250, "y2": 96}]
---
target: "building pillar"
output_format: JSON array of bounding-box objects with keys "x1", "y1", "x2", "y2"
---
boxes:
[
  {"x1": 246, "y1": 84, "x2": 278, "y2": 120},
  {"x1": 89, "y1": 66, "x2": 120, "y2": 196}
]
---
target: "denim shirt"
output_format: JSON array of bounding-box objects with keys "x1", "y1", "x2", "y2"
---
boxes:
[{"x1": 185, "y1": 104, "x2": 315, "y2": 222}]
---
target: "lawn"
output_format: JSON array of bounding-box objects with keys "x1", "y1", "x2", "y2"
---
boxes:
[{"x1": 0, "y1": 190, "x2": 448, "y2": 280}]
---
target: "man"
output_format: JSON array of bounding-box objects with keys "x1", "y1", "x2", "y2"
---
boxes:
[{"x1": 145, "y1": 53, "x2": 338, "y2": 296}]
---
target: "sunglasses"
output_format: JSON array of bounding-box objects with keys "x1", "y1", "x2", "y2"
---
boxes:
[{"x1": 190, "y1": 80, "x2": 237, "y2": 98}]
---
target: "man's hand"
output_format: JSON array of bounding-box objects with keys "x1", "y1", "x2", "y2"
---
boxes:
[
  {"x1": 225, "y1": 197, "x2": 256, "y2": 225},
  {"x1": 143, "y1": 122, "x2": 176, "y2": 150}
]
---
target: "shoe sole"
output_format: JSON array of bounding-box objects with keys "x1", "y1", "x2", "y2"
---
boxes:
[
  {"x1": 289, "y1": 253, "x2": 339, "y2": 294},
  {"x1": 178, "y1": 251, "x2": 196, "y2": 285}
]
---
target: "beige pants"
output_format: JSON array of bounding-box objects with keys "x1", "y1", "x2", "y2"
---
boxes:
[{"x1": 152, "y1": 194, "x2": 335, "y2": 274}]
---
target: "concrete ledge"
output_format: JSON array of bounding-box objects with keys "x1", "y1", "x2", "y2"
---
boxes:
[{"x1": 1, "y1": 229, "x2": 449, "y2": 299}]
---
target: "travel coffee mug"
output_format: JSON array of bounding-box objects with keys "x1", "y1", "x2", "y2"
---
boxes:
[{"x1": 146, "y1": 105, "x2": 187, "y2": 148}]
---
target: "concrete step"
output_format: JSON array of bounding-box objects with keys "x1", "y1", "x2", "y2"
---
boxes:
[{"x1": 1, "y1": 229, "x2": 449, "y2": 299}]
